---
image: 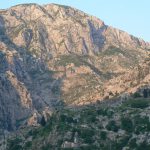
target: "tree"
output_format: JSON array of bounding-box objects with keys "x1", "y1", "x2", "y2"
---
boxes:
[
  {"x1": 121, "y1": 117, "x2": 133, "y2": 132},
  {"x1": 143, "y1": 89, "x2": 148, "y2": 98},
  {"x1": 40, "y1": 116, "x2": 46, "y2": 126}
]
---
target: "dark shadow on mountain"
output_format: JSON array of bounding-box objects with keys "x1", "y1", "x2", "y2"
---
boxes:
[
  {"x1": 0, "y1": 75, "x2": 32, "y2": 131},
  {"x1": 0, "y1": 15, "x2": 64, "y2": 131},
  {"x1": 88, "y1": 20, "x2": 106, "y2": 53}
]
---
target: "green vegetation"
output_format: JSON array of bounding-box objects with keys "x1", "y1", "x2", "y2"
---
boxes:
[
  {"x1": 55, "y1": 54, "x2": 93, "y2": 67},
  {"x1": 121, "y1": 117, "x2": 133, "y2": 132},
  {"x1": 129, "y1": 138, "x2": 137, "y2": 148},
  {"x1": 6, "y1": 97, "x2": 150, "y2": 150},
  {"x1": 106, "y1": 120, "x2": 119, "y2": 132},
  {"x1": 134, "y1": 116, "x2": 150, "y2": 134},
  {"x1": 133, "y1": 92, "x2": 142, "y2": 98},
  {"x1": 101, "y1": 46, "x2": 126, "y2": 56},
  {"x1": 124, "y1": 98, "x2": 150, "y2": 108},
  {"x1": 100, "y1": 131, "x2": 107, "y2": 140},
  {"x1": 7, "y1": 138, "x2": 23, "y2": 150},
  {"x1": 24, "y1": 141, "x2": 32, "y2": 149}
]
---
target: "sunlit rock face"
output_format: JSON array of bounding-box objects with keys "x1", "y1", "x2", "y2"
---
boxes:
[{"x1": 0, "y1": 3, "x2": 149, "y2": 131}]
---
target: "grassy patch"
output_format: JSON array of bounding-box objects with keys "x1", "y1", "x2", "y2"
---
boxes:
[
  {"x1": 101, "y1": 46, "x2": 126, "y2": 56},
  {"x1": 124, "y1": 98, "x2": 149, "y2": 109},
  {"x1": 55, "y1": 55, "x2": 90, "y2": 67}
]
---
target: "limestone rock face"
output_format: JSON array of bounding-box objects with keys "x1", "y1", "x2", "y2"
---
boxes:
[{"x1": 0, "y1": 3, "x2": 149, "y2": 131}]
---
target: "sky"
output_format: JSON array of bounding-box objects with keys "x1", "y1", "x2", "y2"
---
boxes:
[{"x1": 0, "y1": 0, "x2": 149, "y2": 42}]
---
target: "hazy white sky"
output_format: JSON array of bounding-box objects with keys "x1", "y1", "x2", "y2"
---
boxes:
[{"x1": 1, "y1": 0, "x2": 149, "y2": 41}]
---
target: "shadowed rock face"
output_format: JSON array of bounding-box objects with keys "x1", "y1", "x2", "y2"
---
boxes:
[{"x1": 0, "y1": 3, "x2": 149, "y2": 131}]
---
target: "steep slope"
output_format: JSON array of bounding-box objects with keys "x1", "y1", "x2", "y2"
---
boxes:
[
  {"x1": 0, "y1": 3, "x2": 149, "y2": 131},
  {"x1": 104, "y1": 56, "x2": 150, "y2": 96}
]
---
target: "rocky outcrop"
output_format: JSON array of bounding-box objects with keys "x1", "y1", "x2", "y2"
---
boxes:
[{"x1": 0, "y1": 3, "x2": 149, "y2": 131}]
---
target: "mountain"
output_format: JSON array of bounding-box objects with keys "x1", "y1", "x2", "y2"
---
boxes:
[{"x1": 0, "y1": 3, "x2": 149, "y2": 133}]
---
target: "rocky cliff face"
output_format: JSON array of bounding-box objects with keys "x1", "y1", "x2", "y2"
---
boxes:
[{"x1": 0, "y1": 3, "x2": 149, "y2": 131}]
